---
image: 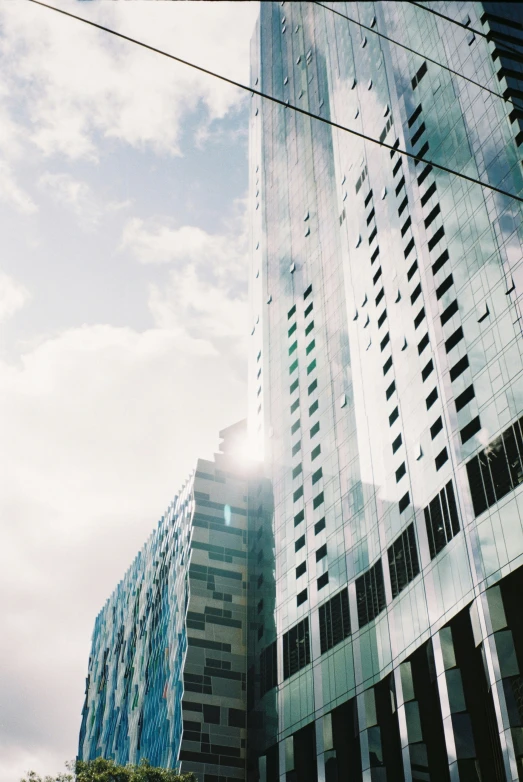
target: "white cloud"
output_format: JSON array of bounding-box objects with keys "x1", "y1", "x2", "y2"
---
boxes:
[
  {"x1": 38, "y1": 171, "x2": 130, "y2": 229},
  {"x1": 149, "y1": 265, "x2": 248, "y2": 342},
  {"x1": 0, "y1": 1, "x2": 259, "y2": 160},
  {"x1": 0, "y1": 321, "x2": 246, "y2": 782},
  {"x1": 0, "y1": 161, "x2": 37, "y2": 214},
  {"x1": 121, "y1": 218, "x2": 247, "y2": 278},
  {"x1": 0, "y1": 270, "x2": 31, "y2": 322},
  {"x1": 122, "y1": 208, "x2": 249, "y2": 357}
]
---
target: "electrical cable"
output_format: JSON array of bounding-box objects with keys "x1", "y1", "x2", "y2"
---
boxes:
[
  {"x1": 26, "y1": 0, "x2": 523, "y2": 204},
  {"x1": 314, "y1": 1, "x2": 513, "y2": 109}
]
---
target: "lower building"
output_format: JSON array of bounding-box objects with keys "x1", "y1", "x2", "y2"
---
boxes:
[{"x1": 78, "y1": 422, "x2": 250, "y2": 781}]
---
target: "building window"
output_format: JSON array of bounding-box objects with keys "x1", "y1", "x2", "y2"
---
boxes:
[
  {"x1": 455, "y1": 384, "x2": 475, "y2": 412},
  {"x1": 304, "y1": 284, "x2": 312, "y2": 299},
  {"x1": 313, "y1": 491, "x2": 324, "y2": 509},
  {"x1": 259, "y1": 642, "x2": 277, "y2": 696},
  {"x1": 411, "y1": 282, "x2": 422, "y2": 305},
  {"x1": 426, "y1": 388, "x2": 438, "y2": 410},
  {"x1": 435, "y1": 447, "x2": 449, "y2": 470},
  {"x1": 316, "y1": 543, "x2": 327, "y2": 561},
  {"x1": 436, "y1": 274, "x2": 454, "y2": 299},
  {"x1": 291, "y1": 419, "x2": 301, "y2": 434},
  {"x1": 424, "y1": 480, "x2": 460, "y2": 559},
  {"x1": 460, "y1": 416, "x2": 481, "y2": 444},
  {"x1": 290, "y1": 378, "x2": 299, "y2": 394},
  {"x1": 309, "y1": 400, "x2": 319, "y2": 416},
  {"x1": 296, "y1": 561, "x2": 306, "y2": 578},
  {"x1": 387, "y1": 523, "x2": 420, "y2": 599},
  {"x1": 450, "y1": 355, "x2": 469, "y2": 382},
  {"x1": 292, "y1": 440, "x2": 302, "y2": 456},
  {"x1": 399, "y1": 492, "x2": 411, "y2": 513},
  {"x1": 389, "y1": 407, "x2": 399, "y2": 426},
  {"x1": 441, "y1": 299, "x2": 459, "y2": 326},
  {"x1": 295, "y1": 535, "x2": 305, "y2": 552},
  {"x1": 315, "y1": 517, "x2": 326, "y2": 534},
  {"x1": 319, "y1": 588, "x2": 351, "y2": 653},
  {"x1": 305, "y1": 302, "x2": 313, "y2": 318},
  {"x1": 422, "y1": 359, "x2": 434, "y2": 381},
  {"x1": 406, "y1": 263, "x2": 418, "y2": 286},
  {"x1": 445, "y1": 326, "x2": 464, "y2": 353},
  {"x1": 386, "y1": 381, "x2": 396, "y2": 400},
  {"x1": 288, "y1": 305, "x2": 296, "y2": 319},
  {"x1": 430, "y1": 417, "x2": 443, "y2": 439},
  {"x1": 312, "y1": 468, "x2": 323, "y2": 485},
  {"x1": 308, "y1": 379, "x2": 318, "y2": 395},
  {"x1": 311, "y1": 422, "x2": 320, "y2": 437},
  {"x1": 293, "y1": 486, "x2": 303, "y2": 502},
  {"x1": 317, "y1": 572, "x2": 329, "y2": 590},
  {"x1": 297, "y1": 588, "x2": 308, "y2": 606},
  {"x1": 288, "y1": 322, "x2": 297, "y2": 337},
  {"x1": 307, "y1": 359, "x2": 317, "y2": 374},
  {"x1": 356, "y1": 560, "x2": 386, "y2": 628},
  {"x1": 290, "y1": 399, "x2": 299, "y2": 414},
  {"x1": 312, "y1": 444, "x2": 321, "y2": 460},
  {"x1": 282, "y1": 618, "x2": 310, "y2": 679},
  {"x1": 294, "y1": 509, "x2": 305, "y2": 526},
  {"x1": 305, "y1": 320, "x2": 314, "y2": 336},
  {"x1": 466, "y1": 416, "x2": 523, "y2": 517},
  {"x1": 396, "y1": 462, "x2": 406, "y2": 482},
  {"x1": 292, "y1": 463, "x2": 302, "y2": 479},
  {"x1": 417, "y1": 333, "x2": 429, "y2": 354},
  {"x1": 392, "y1": 434, "x2": 402, "y2": 453}
]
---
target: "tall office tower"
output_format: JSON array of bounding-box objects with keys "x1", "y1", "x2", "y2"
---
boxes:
[
  {"x1": 78, "y1": 422, "x2": 251, "y2": 782},
  {"x1": 247, "y1": 3, "x2": 523, "y2": 781}
]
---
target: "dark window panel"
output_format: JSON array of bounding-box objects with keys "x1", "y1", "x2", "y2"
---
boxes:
[
  {"x1": 441, "y1": 299, "x2": 459, "y2": 326},
  {"x1": 460, "y1": 416, "x2": 481, "y2": 444},
  {"x1": 317, "y1": 572, "x2": 329, "y2": 590},
  {"x1": 436, "y1": 274, "x2": 454, "y2": 299},
  {"x1": 387, "y1": 523, "x2": 420, "y2": 598},
  {"x1": 455, "y1": 385, "x2": 475, "y2": 412},
  {"x1": 318, "y1": 588, "x2": 351, "y2": 654},
  {"x1": 424, "y1": 480, "x2": 461, "y2": 558},
  {"x1": 282, "y1": 618, "x2": 310, "y2": 680},
  {"x1": 422, "y1": 359, "x2": 434, "y2": 381},
  {"x1": 392, "y1": 434, "x2": 402, "y2": 453},
  {"x1": 356, "y1": 559, "x2": 386, "y2": 628},
  {"x1": 450, "y1": 355, "x2": 469, "y2": 382}
]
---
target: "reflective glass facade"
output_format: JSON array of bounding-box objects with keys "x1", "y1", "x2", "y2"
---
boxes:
[
  {"x1": 247, "y1": 3, "x2": 523, "y2": 780},
  {"x1": 78, "y1": 424, "x2": 250, "y2": 782}
]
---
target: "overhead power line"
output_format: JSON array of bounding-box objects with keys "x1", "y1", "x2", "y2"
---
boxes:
[
  {"x1": 314, "y1": 1, "x2": 513, "y2": 109},
  {"x1": 27, "y1": 0, "x2": 523, "y2": 204}
]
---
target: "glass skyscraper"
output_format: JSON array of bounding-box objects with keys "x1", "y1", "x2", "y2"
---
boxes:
[
  {"x1": 78, "y1": 422, "x2": 250, "y2": 781},
  {"x1": 247, "y1": 3, "x2": 523, "y2": 781}
]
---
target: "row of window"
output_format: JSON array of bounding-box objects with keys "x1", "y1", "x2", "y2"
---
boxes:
[
  {"x1": 259, "y1": 479, "x2": 462, "y2": 689},
  {"x1": 466, "y1": 414, "x2": 523, "y2": 518}
]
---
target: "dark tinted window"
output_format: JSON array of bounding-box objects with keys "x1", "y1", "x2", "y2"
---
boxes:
[
  {"x1": 282, "y1": 618, "x2": 310, "y2": 679},
  {"x1": 387, "y1": 523, "x2": 420, "y2": 599},
  {"x1": 319, "y1": 589, "x2": 351, "y2": 653}
]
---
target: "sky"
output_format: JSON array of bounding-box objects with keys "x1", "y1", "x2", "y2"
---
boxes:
[{"x1": 0, "y1": 2, "x2": 259, "y2": 779}]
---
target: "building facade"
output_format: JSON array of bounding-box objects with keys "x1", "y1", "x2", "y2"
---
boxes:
[
  {"x1": 247, "y1": 3, "x2": 523, "y2": 781},
  {"x1": 78, "y1": 422, "x2": 250, "y2": 782}
]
